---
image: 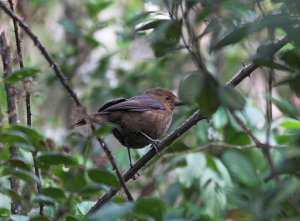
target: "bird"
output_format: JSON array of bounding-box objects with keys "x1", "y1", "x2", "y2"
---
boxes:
[{"x1": 76, "y1": 88, "x2": 185, "y2": 166}]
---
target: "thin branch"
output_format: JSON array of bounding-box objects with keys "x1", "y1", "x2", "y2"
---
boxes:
[
  {"x1": 32, "y1": 151, "x2": 44, "y2": 215},
  {"x1": 0, "y1": 31, "x2": 19, "y2": 214},
  {"x1": 91, "y1": 125, "x2": 133, "y2": 202},
  {"x1": 86, "y1": 110, "x2": 205, "y2": 215},
  {"x1": 85, "y1": 34, "x2": 287, "y2": 214},
  {"x1": 84, "y1": 14, "x2": 290, "y2": 217},
  {"x1": 1, "y1": 0, "x2": 294, "y2": 216},
  {"x1": 8, "y1": 0, "x2": 24, "y2": 68},
  {"x1": 7, "y1": 0, "x2": 44, "y2": 215},
  {"x1": 0, "y1": 0, "x2": 81, "y2": 106},
  {"x1": 178, "y1": 2, "x2": 207, "y2": 72},
  {"x1": 0, "y1": 0, "x2": 133, "y2": 203},
  {"x1": 229, "y1": 110, "x2": 263, "y2": 147}
]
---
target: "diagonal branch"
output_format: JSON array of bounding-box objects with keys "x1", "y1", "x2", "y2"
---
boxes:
[
  {"x1": 86, "y1": 110, "x2": 204, "y2": 215},
  {"x1": 1, "y1": 0, "x2": 292, "y2": 215},
  {"x1": 0, "y1": 0, "x2": 133, "y2": 202},
  {"x1": 85, "y1": 34, "x2": 290, "y2": 215}
]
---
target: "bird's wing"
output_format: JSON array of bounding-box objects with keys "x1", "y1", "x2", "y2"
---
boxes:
[
  {"x1": 98, "y1": 95, "x2": 165, "y2": 113},
  {"x1": 98, "y1": 98, "x2": 127, "y2": 112}
]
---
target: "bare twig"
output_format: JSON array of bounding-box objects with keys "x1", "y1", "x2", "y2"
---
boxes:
[
  {"x1": 91, "y1": 125, "x2": 133, "y2": 202},
  {"x1": 0, "y1": 0, "x2": 133, "y2": 203},
  {"x1": 0, "y1": 31, "x2": 19, "y2": 214}
]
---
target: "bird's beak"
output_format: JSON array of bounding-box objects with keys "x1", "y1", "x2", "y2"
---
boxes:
[{"x1": 174, "y1": 99, "x2": 186, "y2": 106}]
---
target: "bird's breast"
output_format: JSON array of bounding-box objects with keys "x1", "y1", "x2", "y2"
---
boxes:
[{"x1": 107, "y1": 109, "x2": 173, "y2": 148}]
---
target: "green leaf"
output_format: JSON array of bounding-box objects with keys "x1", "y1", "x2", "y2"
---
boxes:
[
  {"x1": 252, "y1": 58, "x2": 291, "y2": 71},
  {"x1": 88, "y1": 202, "x2": 133, "y2": 221},
  {"x1": 179, "y1": 72, "x2": 220, "y2": 117},
  {"x1": 254, "y1": 41, "x2": 293, "y2": 70},
  {"x1": 77, "y1": 201, "x2": 95, "y2": 215},
  {"x1": 2, "y1": 168, "x2": 40, "y2": 184},
  {"x1": 280, "y1": 49, "x2": 300, "y2": 70},
  {"x1": 41, "y1": 187, "x2": 66, "y2": 201},
  {"x1": 86, "y1": 0, "x2": 112, "y2": 18},
  {"x1": 0, "y1": 131, "x2": 32, "y2": 150},
  {"x1": 150, "y1": 19, "x2": 181, "y2": 57},
  {"x1": 7, "y1": 157, "x2": 31, "y2": 171},
  {"x1": 280, "y1": 119, "x2": 300, "y2": 130},
  {"x1": 289, "y1": 75, "x2": 300, "y2": 97},
  {"x1": 33, "y1": 194, "x2": 56, "y2": 206},
  {"x1": 127, "y1": 11, "x2": 154, "y2": 26},
  {"x1": 5, "y1": 67, "x2": 40, "y2": 83},
  {"x1": 36, "y1": 153, "x2": 77, "y2": 168},
  {"x1": 268, "y1": 178, "x2": 300, "y2": 204},
  {"x1": 265, "y1": 94, "x2": 298, "y2": 118},
  {"x1": 84, "y1": 35, "x2": 99, "y2": 48},
  {"x1": 0, "y1": 208, "x2": 10, "y2": 216},
  {"x1": 135, "y1": 19, "x2": 169, "y2": 32},
  {"x1": 134, "y1": 198, "x2": 165, "y2": 221},
  {"x1": 55, "y1": 167, "x2": 87, "y2": 192},
  {"x1": 88, "y1": 168, "x2": 120, "y2": 188},
  {"x1": 178, "y1": 72, "x2": 203, "y2": 104},
  {"x1": 78, "y1": 184, "x2": 104, "y2": 196},
  {"x1": 218, "y1": 86, "x2": 245, "y2": 110},
  {"x1": 212, "y1": 13, "x2": 294, "y2": 50},
  {"x1": 212, "y1": 107, "x2": 228, "y2": 129},
  {"x1": 265, "y1": 156, "x2": 300, "y2": 181},
  {"x1": 222, "y1": 150, "x2": 259, "y2": 187},
  {"x1": 0, "y1": 188, "x2": 21, "y2": 203},
  {"x1": 2, "y1": 124, "x2": 46, "y2": 151},
  {"x1": 212, "y1": 24, "x2": 251, "y2": 50}
]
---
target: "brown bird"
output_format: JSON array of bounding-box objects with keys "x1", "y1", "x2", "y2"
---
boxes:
[{"x1": 76, "y1": 88, "x2": 184, "y2": 166}]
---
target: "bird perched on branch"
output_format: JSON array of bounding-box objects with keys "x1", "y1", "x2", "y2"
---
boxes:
[{"x1": 76, "y1": 88, "x2": 185, "y2": 166}]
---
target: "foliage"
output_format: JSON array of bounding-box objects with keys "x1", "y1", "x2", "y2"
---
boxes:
[{"x1": 0, "y1": 0, "x2": 300, "y2": 220}]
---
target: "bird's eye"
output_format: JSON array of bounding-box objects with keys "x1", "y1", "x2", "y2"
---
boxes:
[{"x1": 164, "y1": 95, "x2": 170, "y2": 100}]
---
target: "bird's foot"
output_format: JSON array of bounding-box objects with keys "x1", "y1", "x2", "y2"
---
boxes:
[
  {"x1": 151, "y1": 141, "x2": 161, "y2": 156},
  {"x1": 139, "y1": 131, "x2": 161, "y2": 156}
]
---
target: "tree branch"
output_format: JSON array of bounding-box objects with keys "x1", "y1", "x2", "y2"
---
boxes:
[
  {"x1": 0, "y1": 0, "x2": 133, "y2": 203},
  {"x1": 85, "y1": 34, "x2": 290, "y2": 215},
  {"x1": 7, "y1": 0, "x2": 44, "y2": 215},
  {"x1": 0, "y1": 31, "x2": 19, "y2": 214},
  {"x1": 86, "y1": 110, "x2": 205, "y2": 215}
]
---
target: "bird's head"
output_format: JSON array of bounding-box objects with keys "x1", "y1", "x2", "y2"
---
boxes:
[{"x1": 144, "y1": 88, "x2": 185, "y2": 111}]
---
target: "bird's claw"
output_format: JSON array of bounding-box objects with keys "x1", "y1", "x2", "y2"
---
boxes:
[
  {"x1": 139, "y1": 131, "x2": 161, "y2": 156},
  {"x1": 151, "y1": 140, "x2": 161, "y2": 156}
]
